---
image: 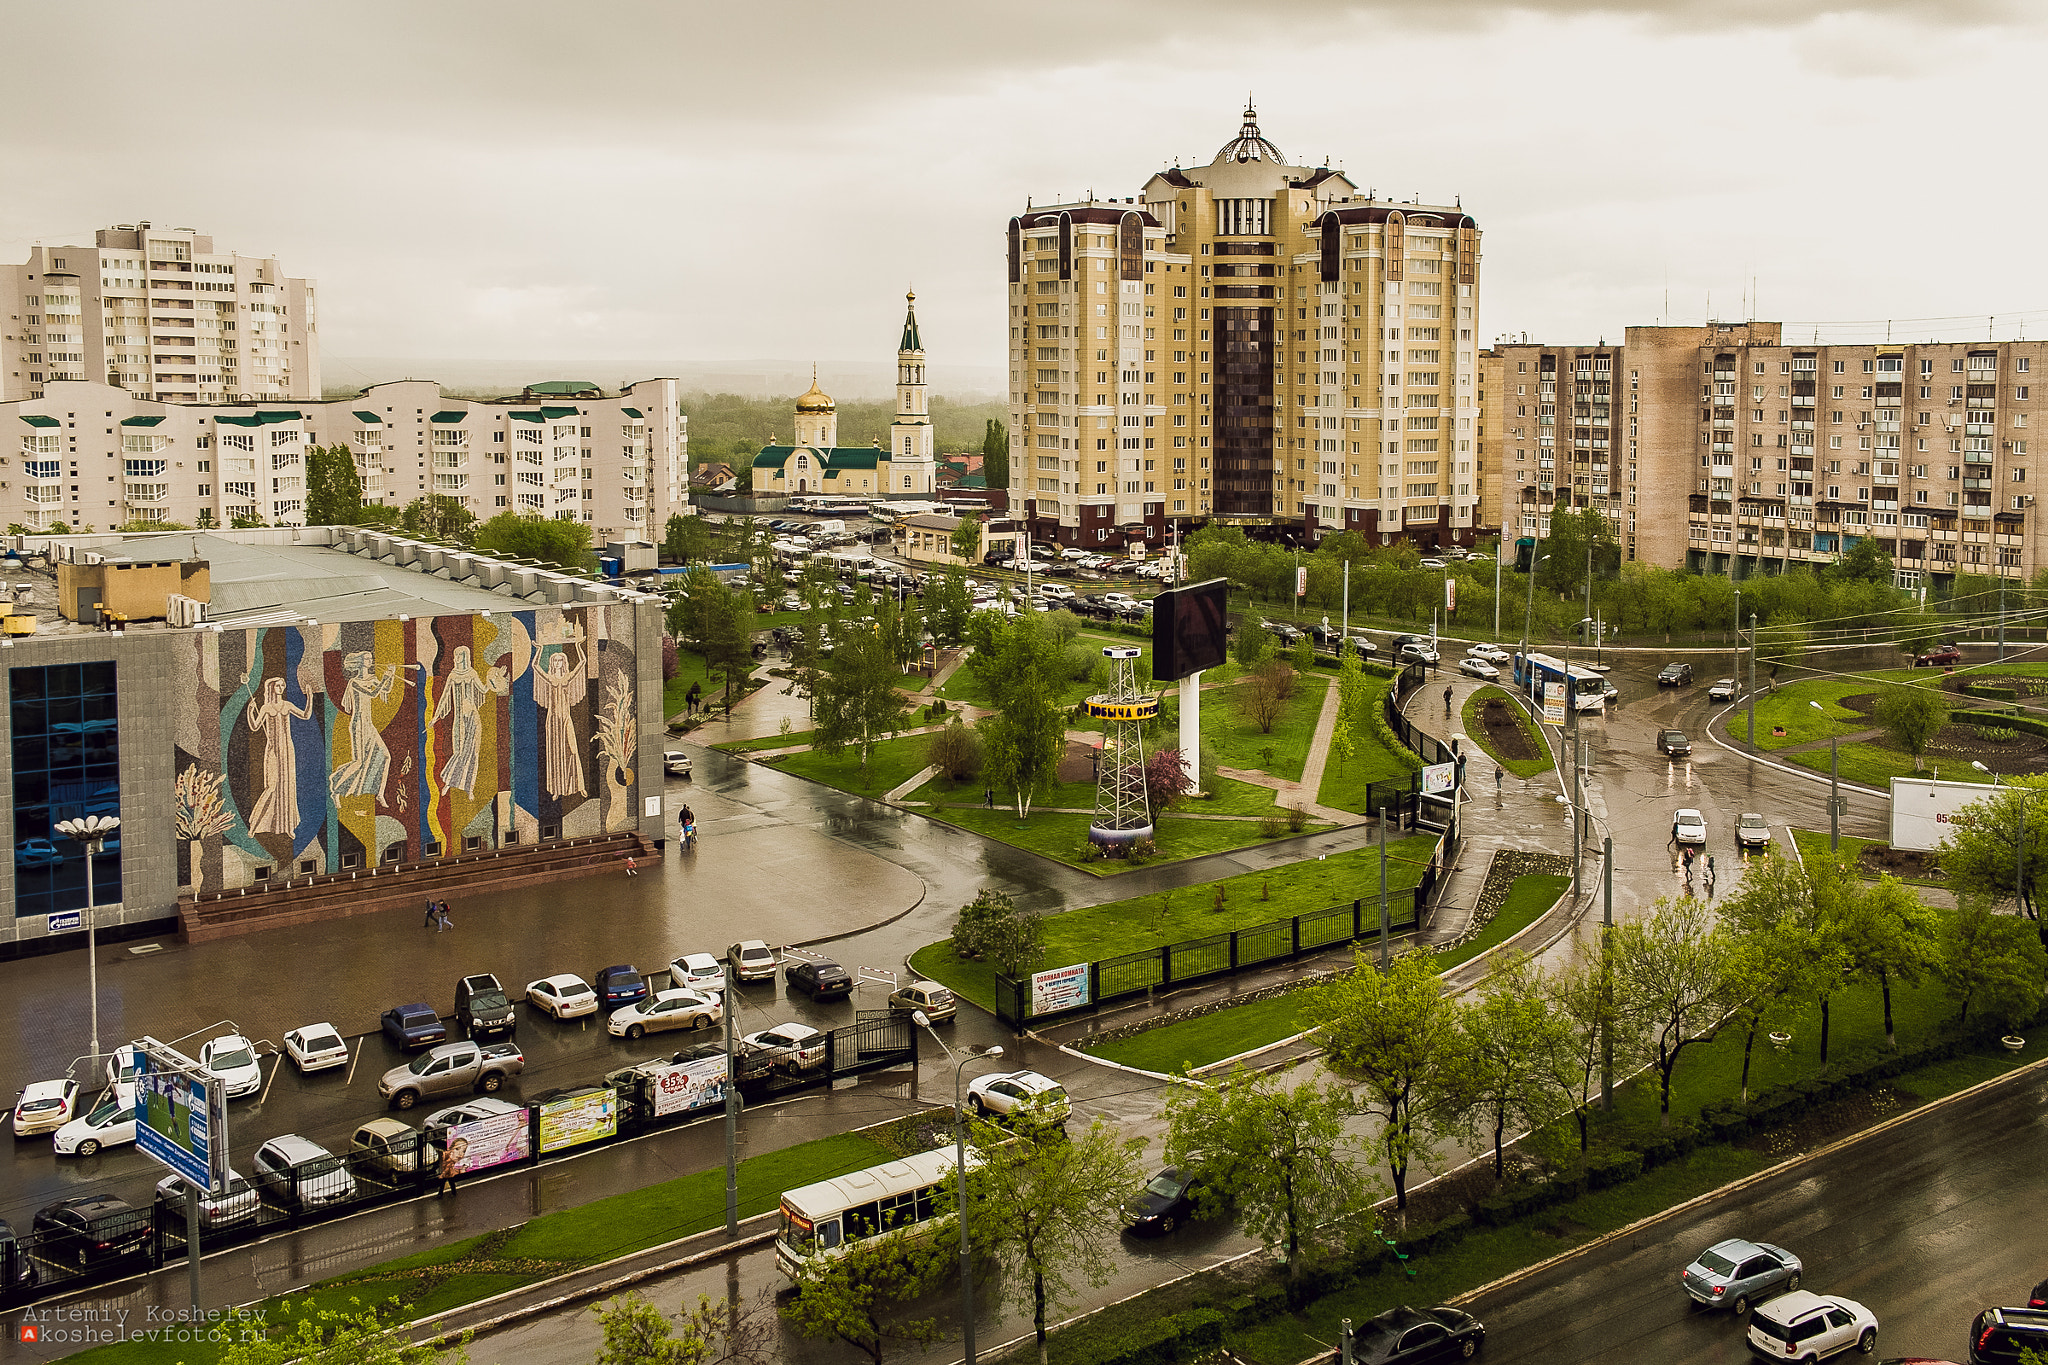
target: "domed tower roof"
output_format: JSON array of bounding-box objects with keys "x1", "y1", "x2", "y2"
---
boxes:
[
  {"x1": 1213, "y1": 101, "x2": 1286, "y2": 166},
  {"x1": 795, "y1": 365, "x2": 835, "y2": 414}
]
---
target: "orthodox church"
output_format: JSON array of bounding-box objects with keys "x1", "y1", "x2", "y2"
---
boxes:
[{"x1": 751, "y1": 292, "x2": 938, "y2": 499}]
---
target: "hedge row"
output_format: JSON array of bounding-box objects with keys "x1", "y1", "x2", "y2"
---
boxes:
[
  {"x1": 1962, "y1": 683, "x2": 2020, "y2": 702},
  {"x1": 1044, "y1": 1005, "x2": 2043, "y2": 1365},
  {"x1": 1373, "y1": 691, "x2": 1424, "y2": 773},
  {"x1": 1955, "y1": 707, "x2": 2048, "y2": 743}
]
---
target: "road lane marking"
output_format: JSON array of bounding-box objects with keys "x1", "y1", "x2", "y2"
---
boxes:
[
  {"x1": 346, "y1": 1037, "x2": 361, "y2": 1087},
  {"x1": 258, "y1": 1053, "x2": 279, "y2": 1107}
]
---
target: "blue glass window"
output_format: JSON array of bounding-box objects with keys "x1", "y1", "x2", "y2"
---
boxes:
[{"x1": 11, "y1": 663, "x2": 120, "y2": 919}]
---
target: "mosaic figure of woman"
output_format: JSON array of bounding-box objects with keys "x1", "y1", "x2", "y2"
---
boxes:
[
  {"x1": 429, "y1": 645, "x2": 509, "y2": 796},
  {"x1": 331, "y1": 652, "x2": 400, "y2": 804},
  {"x1": 245, "y1": 675, "x2": 313, "y2": 835}
]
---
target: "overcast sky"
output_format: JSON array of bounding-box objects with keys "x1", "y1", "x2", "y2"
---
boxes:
[{"x1": 4, "y1": 0, "x2": 2043, "y2": 394}]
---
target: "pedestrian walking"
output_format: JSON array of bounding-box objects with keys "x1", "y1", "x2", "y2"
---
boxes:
[
  {"x1": 423, "y1": 898, "x2": 437, "y2": 929},
  {"x1": 436, "y1": 904, "x2": 452, "y2": 932},
  {"x1": 1494, "y1": 765, "x2": 1505, "y2": 796},
  {"x1": 985, "y1": 787, "x2": 994, "y2": 809},
  {"x1": 1444, "y1": 685, "x2": 1454, "y2": 718}
]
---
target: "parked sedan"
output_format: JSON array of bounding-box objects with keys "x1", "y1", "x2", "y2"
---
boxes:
[
  {"x1": 593, "y1": 965, "x2": 649, "y2": 1010},
  {"x1": 12, "y1": 1078, "x2": 79, "y2": 1137},
  {"x1": 381, "y1": 1003, "x2": 449, "y2": 1051},
  {"x1": 668, "y1": 953, "x2": 726, "y2": 994},
  {"x1": 1345, "y1": 1305, "x2": 1486, "y2": 1363},
  {"x1": 106, "y1": 1044, "x2": 145, "y2": 1086},
  {"x1": 1971, "y1": 1305, "x2": 2048, "y2": 1362},
  {"x1": 284, "y1": 1023, "x2": 350, "y2": 1073},
  {"x1": 1746, "y1": 1289, "x2": 1876, "y2": 1360},
  {"x1": 888, "y1": 980, "x2": 956, "y2": 1023},
  {"x1": 966, "y1": 1070, "x2": 1070, "y2": 1126},
  {"x1": 607, "y1": 988, "x2": 723, "y2": 1039},
  {"x1": 31, "y1": 1195, "x2": 150, "y2": 1268},
  {"x1": 1457, "y1": 657, "x2": 1499, "y2": 680},
  {"x1": 199, "y1": 1033, "x2": 264, "y2": 1099},
  {"x1": 729, "y1": 940, "x2": 778, "y2": 983},
  {"x1": 350, "y1": 1118, "x2": 433, "y2": 1176},
  {"x1": 1122, "y1": 1167, "x2": 1206, "y2": 1236},
  {"x1": 664, "y1": 751, "x2": 693, "y2": 777},
  {"x1": 1708, "y1": 677, "x2": 1740, "y2": 703},
  {"x1": 1681, "y1": 1237, "x2": 1802, "y2": 1314},
  {"x1": 1673, "y1": 809, "x2": 1709, "y2": 846},
  {"x1": 52, "y1": 1088, "x2": 136, "y2": 1157},
  {"x1": 740, "y1": 1024, "x2": 826, "y2": 1074},
  {"x1": 525, "y1": 974, "x2": 599, "y2": 1020},
  {"x1": 154, "y1": 1169, "x2": 261, "y2": 1230},
  {"x1": 1736, "y1": 813, "x2": 1772, "y2": 850},
  {"x1": 785, "y1": 957, "x2": 854, "y2": 1001}
]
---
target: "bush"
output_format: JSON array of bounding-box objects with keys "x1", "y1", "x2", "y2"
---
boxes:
[
  {"x1": 1258, "y1": 814, "x2": 1286, "y2": 838},
  {"x1": 1964, "y1": 682, "x2": 2019, "y2": 702},
  {"x1": 1286, "y1": 803, "x2": 1308, "y2": 832},
  {"x1": 1585, "y1": 1148, "x2": 1644, "y2": 1189},
  {"x1": 1373, "y1": 692, "x2": 1424, "y2": 772},
  {"x1": 928, "y1": 718, "x2": 983, "y2": 781}
]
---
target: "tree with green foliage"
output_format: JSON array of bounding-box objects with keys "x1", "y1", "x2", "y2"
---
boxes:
[
  {"x1": 1755, "y1": 621, "x2": 1809, "y2": 682},
  {"x1": 1162, "y1": 1065, "x2": 1369, "y2": 1277},
  {"x1": 1873, "y1": 685, "x2": 1949, "y2": 772},
  {"x1": 664, "y1": 512, "x2": 714, "y2": 565},
  {"x1": 1537, "y1": 937, "x2": 1642, "y2": 1154},
  {"x1": 591, "y1": 1290, "x2": 773, "y2": 1365},
  {"x1": 969, "y1": 1114, "x2": 1145, "y2": 1365},
  {"x1": 305, "y1": 443, "x2": 366, "y2": 527},
  {"x1": 981, "y1": 418, "x2": 1008, "y2": 492},
  {"x1": 1304, "y1": 949, "x2": 1468, "y2": 1208},
  {"x1": 473, "y1": 511, "x2": 596, "y2": 572},
  {"x1": 949, "y1": 513, "x2": 983, "y2": 564},
  {"x1": 1536, "y1": 505, "x2": 1619, "y2": 597},
  {"x1": 213, "y1": 1297, "x2": 470, "y2": 1365},
  {"x1": 781, "y1": 1228, "x2": 948, "y2": 1365},
  {"x1": 928, "y1": 717, "x2": 983, "y2": 782},
  {"x1": 116, "y1": 518, "x2": 191, "y2": 532},
  {"x1": 1829, "y1": 536, "x2": 1895, "y2": 586},
  {"x1": 1288, "y1": 632, "x2": 1315, "y2": 677},
  {"x1": 228, "y1": 512, "x2": 267, "y2": 530},
  {"x1": 1719, "y1": 855, "x2": 1850, "y2": 1095},
  {"x1": 1941, "y1": 776, "x2": 2048, "y2": 923},
  {"x1": 973, "y1": 616, "x2": 1069, "y2": 817},
  {"x1": 812, "y1": 622, "x2": 908, "y2": 779},
  {"x1": 926, "y1": 567, "x2": 973, "y2": 645},
  {"x1": 1839, "y1": 874, "x2": 1942, "y2": 1047},
  {"x1": 1233, "y1": 622, "x2": 1273, "y2": 670},
  {"x1": 1458, "y1": 951, "x2": 1572, "y2": 1179},
  {"x1": 1609, "y1": 896, "x2": 1738, "y2": 1125},
  {"x1": 1935, "y1": 896, "x2": 2048, "y2": 1027},
  {"x1": 392, "y1": 495, "x2": 474, "y2": 542},
  {"x1": 669, "y1": 568, "x2": 755, "y2": 711}
]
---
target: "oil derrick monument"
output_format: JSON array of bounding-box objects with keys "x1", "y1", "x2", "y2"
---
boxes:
[{"x1": 1087, "y1": 646, "x2": 1157, "y2": 855}]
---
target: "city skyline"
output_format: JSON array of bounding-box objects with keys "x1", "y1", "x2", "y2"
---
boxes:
[{"x1": 3, "y1": 0, "x2": 2043, "y2": 380}]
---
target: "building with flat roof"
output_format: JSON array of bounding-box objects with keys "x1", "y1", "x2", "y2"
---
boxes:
[
  {"x1": 3, "y1": 223, "x2": 318, "y2": 404},
  {"x1": 1007, "y1": 105, "x2": 1481, "y2": 553},
  {"x1": 0, "y1": 527, "x2": 667, "y2": 954}
]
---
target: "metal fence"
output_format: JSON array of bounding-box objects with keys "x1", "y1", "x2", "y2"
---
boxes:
[
  {"x1": 3, "y1": 1014, "x2": 917, "y2": 1309},
  {"x1": 992, "y1": 864, "x2": 1439, "y2": 1032}
]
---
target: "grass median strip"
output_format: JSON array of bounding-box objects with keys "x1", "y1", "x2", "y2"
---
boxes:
[
  {"x1": 61, "y1": 1130, "x2": 893, "y2": 1365},
  {"x1": 1459, "y1": 685, "x2": 1552, "y2": 779}
]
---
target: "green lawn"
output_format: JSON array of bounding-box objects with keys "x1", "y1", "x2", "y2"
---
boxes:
[
  {"x1": 1741, "y1": 670, "x2": 1942, "y2": 751},
  {"x1": 1317, "y1": 676, "x2": 1418, "y2": 815},
  {"x1": 911, "y1": 833, "x2": 1438, "y2": 1011},
  {"x1": 60, "y1": 1130, "x2": 894, "y2": 1365},
  {"x1": 767, "y1": 728, "x2": 937, "y2": 795},
  {"x1": 911, "y1": 768, "x2": 1286, "y2": 818},
  {"x1": 1432, "y1": 873, "x2": 1572, "y2": 973},
  {"x1": 1787, "y1": 827, "x2": 1957, "y2": 888},
  {"x1": 715, "y1": 727, "x2": 820, "y2": 753},
  {"x1": 922, "y1": 807, "x2": 1324, "y2": 880},
  {"x1": 1460, "y1": 686, "x2": 1553, "y2": 779},
  {"x1": 1782, "y1": 739, "x2": 1981, "y2": 790},
  {"x1": 1206, "y1": 674, "x2": 1329, "y2": 784}
]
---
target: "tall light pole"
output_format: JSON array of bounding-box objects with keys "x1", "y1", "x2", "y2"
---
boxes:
[
  {"x1": 1972, "y1": 762, "x2": 2022, "y2": 915},
  {"x1": 1733, "y1": 587, "x2": 1742, "y2": 685},
  {"x1": 55, "y1": 815, "x2": 119, "y2": 1063},
  {"x1": 1809, "y1": 702, "x2": 1838, "y2": 852},
  {"x1": 914, "y1": 1014, "x2": 1002, "y2": 1365}
]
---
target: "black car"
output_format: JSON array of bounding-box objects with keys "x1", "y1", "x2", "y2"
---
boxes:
[
  {"x1": 1657, "y1": 662, "x2": 1693, "y2": 687},
  {"x1": 31, "y1": 1195, "x2": 151, "y2": 1269},
  {"x1": 1972, "y1": 1306, "x2": 2048, "y2": 1362},
  {"x1": 2031, "y1": 1276, "x2": 2048, "y2": 1309},
  {"x1": 1657, "y1": 729, "x2": 1692, "y2": 758},
  {"x1": 0, "y1": 1217, "x2": 35, "y2": 1296},
  {"x1": 455, "y1": 973, "x2": 516, "y2": 1038},
  {"x1": 1345, "y1": 1305, "x2": 1486, "y2": 1363},
  {"x1": 786, "y1": 958, "x2": 854, "y2": 1001},
  {"x1": 594, "y1": 965, "x2": 649, "y2": 1009},
  {"x1": 1261, "y1": 619, "x2": 1303, "y2": 645},
  {"x1": 1121, "y1": 1166, "x2": 1206, "y2": 1236},
  {"x1": 381, "y1": 1002, "x2": 449, "y2": 1051}
]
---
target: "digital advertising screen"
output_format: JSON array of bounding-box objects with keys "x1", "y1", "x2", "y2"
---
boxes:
[{"x1": 1152, "y1": 578, "x2": 1229, "y2": 681}]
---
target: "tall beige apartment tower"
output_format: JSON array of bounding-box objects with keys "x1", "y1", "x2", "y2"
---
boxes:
[
  {"x1": 1006, "y1": 106, "x2": 1481, "y2": 552},
  {"x1": 3, "y1": 223, "x2": 318, "y2": 404}
]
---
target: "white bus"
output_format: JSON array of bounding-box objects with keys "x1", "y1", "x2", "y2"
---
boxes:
[
  {"x1": 792, "y1": 495, "x2": 873, "y2": 517},
  {"x1": 775, "y1": 1146, "x2": 973, "y2": 1279},
  {"x1": 873, "y1": 500, "x2": 942, "y2": 521}
]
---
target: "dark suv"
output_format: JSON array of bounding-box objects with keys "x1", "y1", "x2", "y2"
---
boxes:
[
  {"x1": 1970, "y1": 1306, "x2": 2048, "y2": 1362},
  {"x1": 455, "y1": 974, "x2": 516, "y2": 1038},
  {"x1": 1657, "y1": 729, "x2": 1692, "y2": 758},
  {"x1": 1658, "y1": 662, "x2": 1693, "y2": 687},
  {"x1": 31, "y1": 1195, "x2": 150, "y2": 1269},
  {"x1": 786, "y1": 958, "x2": 854, "y2": 1001}
]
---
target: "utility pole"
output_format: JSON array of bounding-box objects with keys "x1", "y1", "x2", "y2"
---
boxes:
[
  {"x1": 1600, "y1": 835, "x2": 1614, "y2": 1109},
  {"x1": 1493, "y1": 542, "x2": 1501, "y2": 641},
  {"x1": 1748, "y1": 612, "x2": 1758, "y2": 746},
  {"x1": 1733, "y1": 587, "x2": 1742, "y2": 682},
  {"x1": 724, "y1": 956, "x2": 739, "y2": 1236},
  {"x1": 1999, "y1": 567, "x2": 2007, "y2": 663},
  {"x1": 1378, "y1": 809, "x2": 1390, "y2": 970}
]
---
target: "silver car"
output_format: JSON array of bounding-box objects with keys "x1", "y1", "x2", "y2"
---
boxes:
[
  {"x1": 1681, "y1": 1237, "x2": 1801, "y2": 1315},
  {"x1": 154, "y1": 1169, "x2": 261, "y2": 1230}
]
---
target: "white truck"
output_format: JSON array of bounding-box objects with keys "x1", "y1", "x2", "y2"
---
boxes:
[{"x1": 804, "y1": 520, "x2": 847, "y2": 539}]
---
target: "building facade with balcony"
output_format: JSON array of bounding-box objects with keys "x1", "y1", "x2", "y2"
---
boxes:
[
  {"x1": 3, "y1": 224, "x2": 318, "y2": 405},
  {"x1": 0, "y1": 376, "x2": 682, "y2": 546},
  {"x1": 1007, "y1": 105, "x2": 1483, "y2": 552}
]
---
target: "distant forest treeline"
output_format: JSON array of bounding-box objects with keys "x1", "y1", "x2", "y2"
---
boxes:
[{"x1": 680, "y1": 392, "x2": 1006, "y2": 467}]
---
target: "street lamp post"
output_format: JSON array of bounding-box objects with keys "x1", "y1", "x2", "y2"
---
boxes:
[
  {"x1": 913, "y1": 1013, "x2": 1002, "y2": 1365},
  {"x1": 1809, "y1": 702, "x2": 1838, "y2": 852},
  {"x1": 54, "y1": 815, "x2": 119, "y2": 1063}
]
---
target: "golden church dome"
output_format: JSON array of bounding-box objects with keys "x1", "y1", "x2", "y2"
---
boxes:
[{"x1": 795, "y1": 368, "x2": 835, "y2": 414}]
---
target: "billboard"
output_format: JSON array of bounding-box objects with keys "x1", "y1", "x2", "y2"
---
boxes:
[
  {"x1": 537, "y1": 1089, "x2": 618, "y2": 1154},
  {"x1": 647, "y1": 1054, "x2": 730, "y2": 1118},
  {"x1": 1890, "y1": 777, "x2": 1998, "y2": 852},
  {"x1": 135, "y1": 1040, "x2": 225, "y2": 1193},
  {"x1": 1421, "y1": 762, "x2": 1457, "y2": 798},
  {"x1": 441, "y1": 1106, "x2": 530, "y2": 1176},
  {"x1": 1029, "y1": 962, "x2": 1090, "y2": 1015},
  {"x1": 1152, "y1": 578, "x2": 1229, "y2": 681},
  {"x1": 1542, "y1": 682, "x2": 1567, "y2": 726}
]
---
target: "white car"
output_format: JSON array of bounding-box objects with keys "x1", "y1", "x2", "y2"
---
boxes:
[
  {"x1": 13, "y1": 1078, "x2": 79, "y2": 1137},
  {"x1": 1736, "y1": 813, "x2": 1772, "y2": 850},
  {"x1": 106, "y1": 1044, "x2": 145, "y2": 1087},
  {"x1": 967, "y1": 1070, "x2": 1071, "y2": 1125},
  {"x1": 525, "y1": 973, "x2": 599, "y2": 1019},
  {"x1": 669, "y1": 953, "x2": 726, "y2": 994},
  {"x1": 607, "y1": 988, "x2": 723, "y2": 1039},
  {"x1": 741, "y1": 1023, "x2": 826, "y2": 1074},
  {"x1": 664, "y1": 750, "x2": 693, "y2": 777},
  {"x1": 1457, "y1": 657, "x2": 1499, "y2": 680},
  {"x1": 283, "y1": 1024, "x2": 350, "y2": 1074},
  {"x1": 1098, "y1": 592, "x2": 1137, "y2": 608},
  {"x1": 155, "y1": 1168, "x2": 261, "y2": 1229},
  {"x1": 200, "y1": 1034, "x2": 264, "y2": 1099},
  {"x1": 1746, "y1": 1290, "x2": 1877, "y2": 1361},
  {"x1": 1466, "y1": 645, "x2": 1510, "y2": 664},
  {"x1": 1418, "y1": 557, "x2": 1448, "y2": 569},
  {"x1": 1673, "y1": 809, "x2": 1709, "y2": 846},
  {"x1": 1707, "y1": 677, "x2": 1740, "y2": 703},
  {"x1": 53, "y1": 1086, "x2": 136, "y2": 1156}
]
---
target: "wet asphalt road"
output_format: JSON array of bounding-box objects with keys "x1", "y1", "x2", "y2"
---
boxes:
[{"x1": 1468, "y1": 1060, "x2": 2048, "y2": 1365}]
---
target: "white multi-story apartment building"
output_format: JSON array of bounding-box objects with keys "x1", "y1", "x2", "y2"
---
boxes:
[
  {"x1": 4, "y1": 223, "x2": 318, "y2": 404},
  {"x1": 1, "y1": 377, "x2": 682, "y2": 543}
]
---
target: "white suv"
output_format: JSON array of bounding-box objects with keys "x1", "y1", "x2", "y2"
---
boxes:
[
  {"x1": 966, "y1": 1070, "x2": 1070, "y2": 1126},
  {"x1": 1745, "y1": 1290, "x2": 1877, "y2": 1361}
]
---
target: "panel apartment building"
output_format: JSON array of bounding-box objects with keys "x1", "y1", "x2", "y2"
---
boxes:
[
  {"x1": 1, "y1": 377, "x2": 684, "y2": 544},
  {"x1": 4, "y1": 223, "x2": 318, "y2": 404},
  {"x1": 1006, "y1": 106, "x2": 1482, "y2": 552},
  {"x1": 1480, "y1": 322, "x2": 2042, "y2": 591}
]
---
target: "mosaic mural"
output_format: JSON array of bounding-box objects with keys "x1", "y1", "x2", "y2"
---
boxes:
[{"x1": 172, "y1": 604, "x2": 640, "y2": 894}]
